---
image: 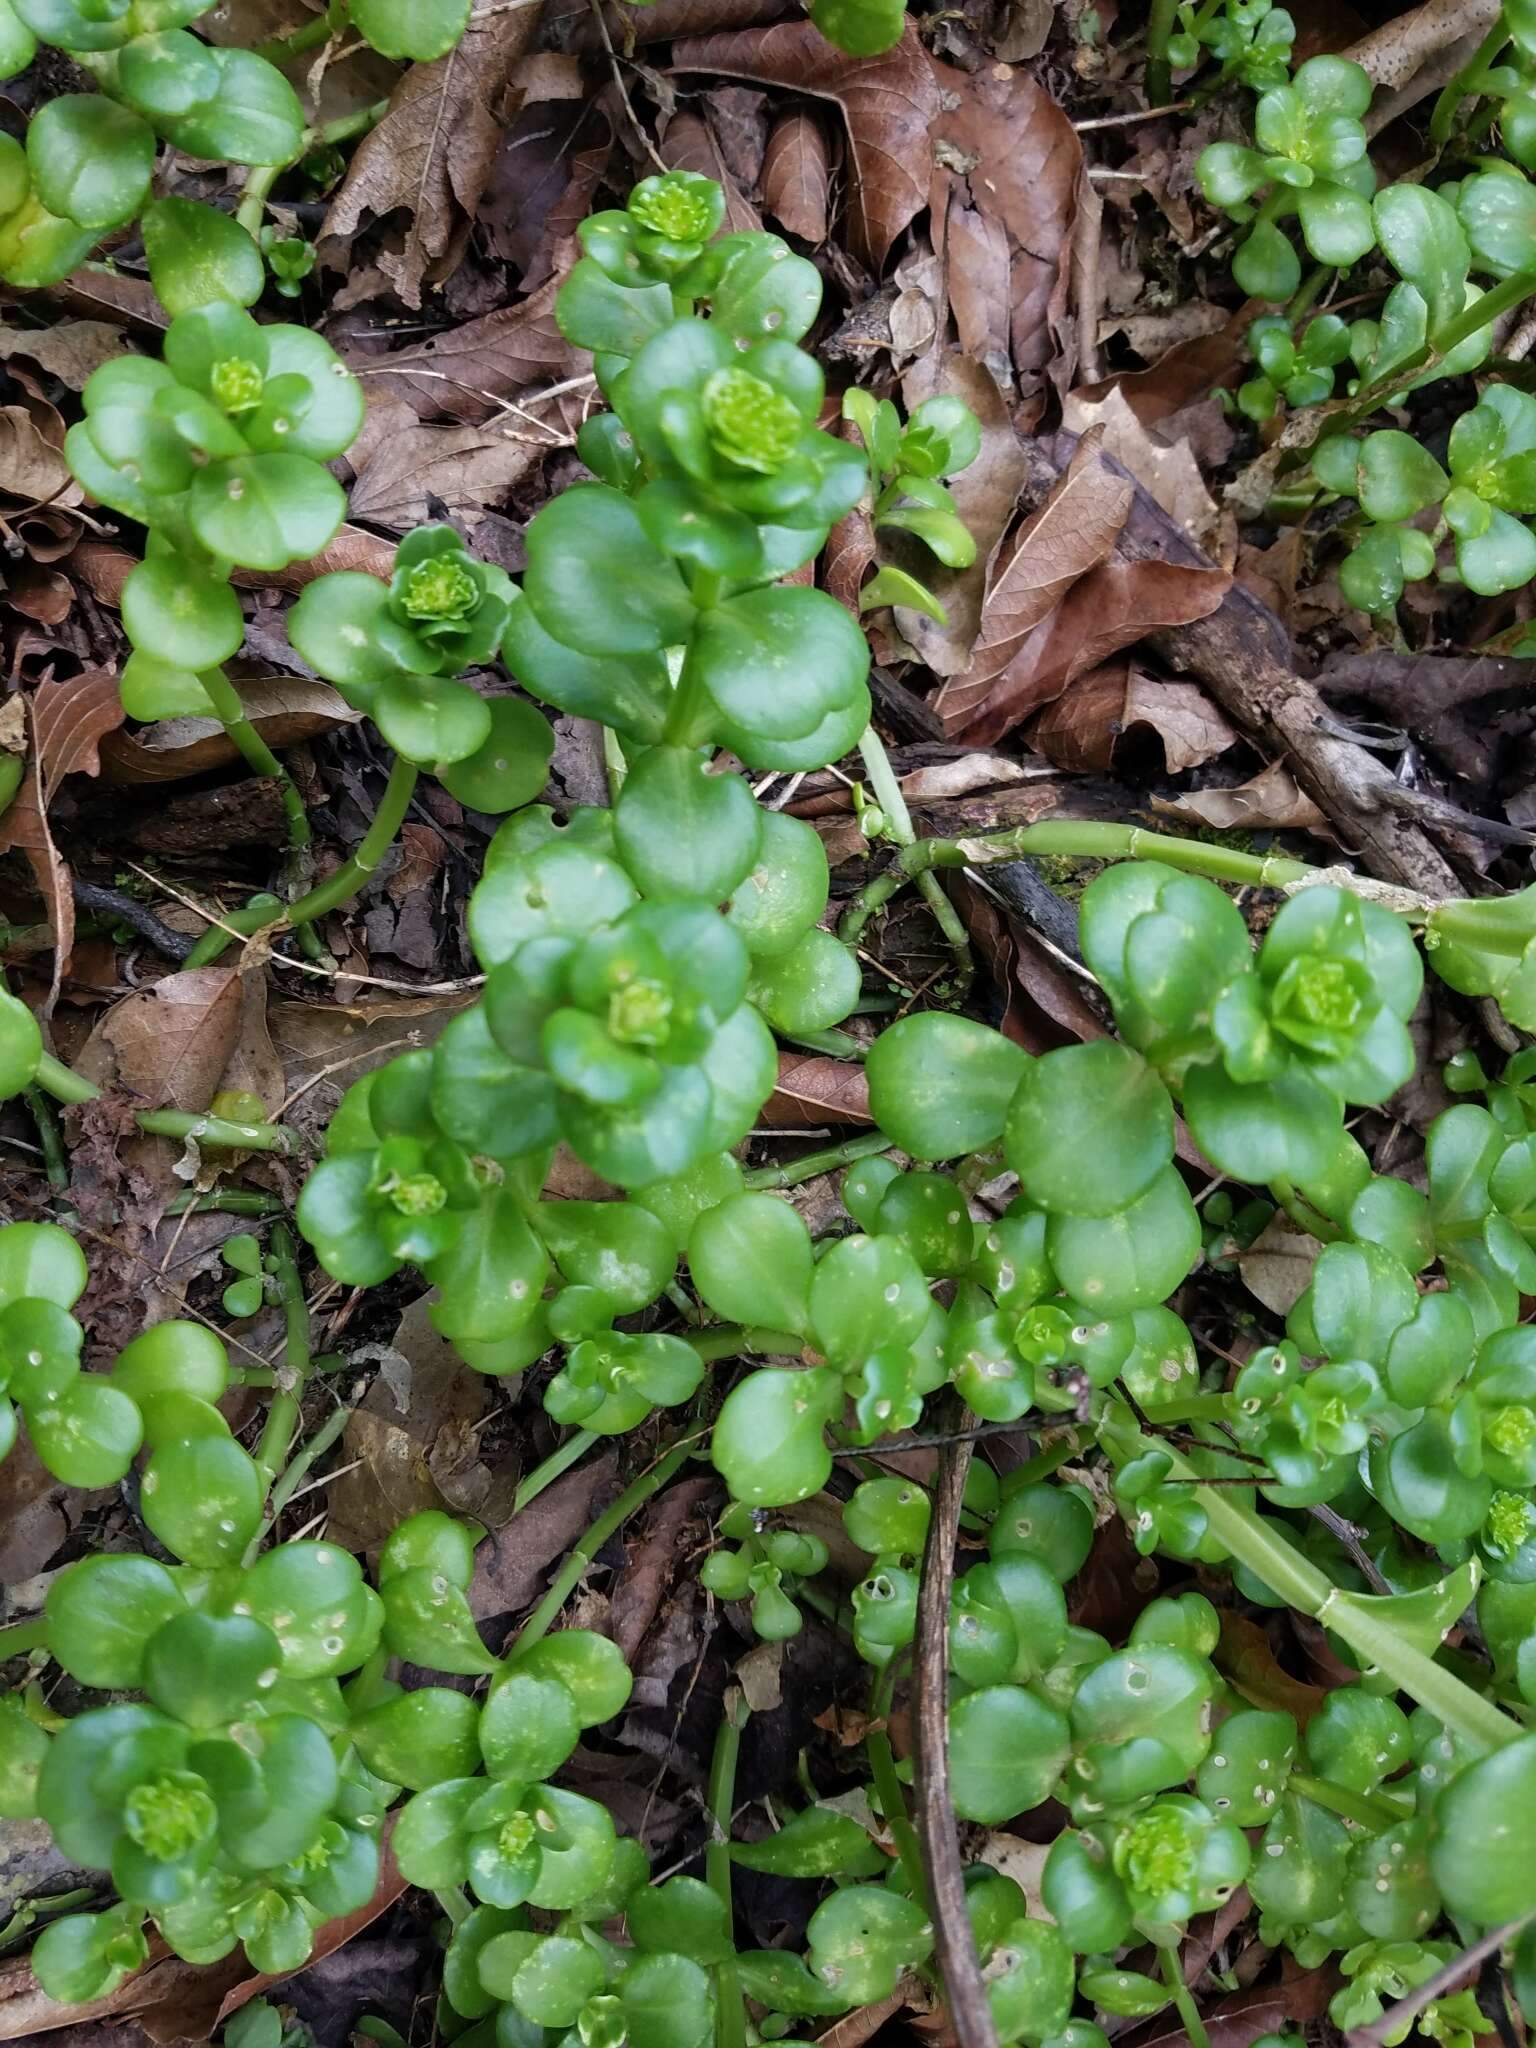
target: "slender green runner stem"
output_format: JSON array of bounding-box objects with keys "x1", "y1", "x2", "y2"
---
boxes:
[
  {"x1": 34, "y1": 1053, "x2": 98, "y2": 1106},
  {"x1": 183, "y1": 755, "x2": 420, "y2": 969},
  {"x1": 743, "y1": 1129, "x2": 891, "y2": 1190},
  {"x1": 1430, "y1": 18, "x2": 1510, "y2": 144},
  {"x1": 235, "y1": 101, "x2": 389, "y2": 236},
  {"x1": 317, "y1": 99, "x2": 390, "y2": 148},
  {"x1": 135, "y1": 1109, "x2": 299, "y2": 1153},
  {"x1": 858, "y1": 727, "x2": 975, "y2": 992},
  {"x1": 164, "y1": 1189, "x2": 288, "y2": 1218},
  {"x1": 256, "y1": 10, "x2": 332, "y2": 62},
  {"x1": 838, "y1": 819, "x2": 1316, "y2": 948},
  {"x1": 707, "y1": 1693, "x2": 750, "y2": 2048},
  {"x1": 198, "y1": 667, "x2": 312, "y2": 857},
  {"x1": 515, "y1": 1429, "x2": 601, "y2": 1513},
  {"x1": 510, "y1": 1442, "x2": 693, "y2": 1652},
  {"x1": 685, "y1": 1325, "x2": 809, "y2": 1363},
  {"x1": 236, "y1": 164, "x2": 282, "y2": 237},
  {"x1": 251, "y1": 1223, "x2": 313, "y2": 1491},
  {"x1": 784, "y1": 1027, "x2": 867, "y2": 1061},
  {"x1": 1158, "y1": 1944, "x2": 1212, "y2": 2048},
  {"x1": 0, "y1": 1617, "x2": 48, "y2": 1658},
  {"x1": 865, "y1": 1664, "x2": 929, "y2": 1905},
  {"x1": 1145, "y1": 0, "x2": 1180, "y2": 109},
  {"x1": 1290, "y1": 1772, "x2": 1409, "y2": 1831},
  {"x1": 23, "y1": 1086, "x2": 68, "y2": 1192}
]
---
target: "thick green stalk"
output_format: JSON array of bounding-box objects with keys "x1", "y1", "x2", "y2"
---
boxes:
[
  {"x1": 164, "y1": 1189, "x2": 287, "y2": 1218},
  {"x1": 1430, "y1": 19, "x2": 1510, "y2": 145},
  {"x1": 34, "y1": 1054, "x2": 98, "y2": 1106},
  {"x1": 858, "y1": 727, "x2": 975, "y2": 992},
  {"x1": 34, "y1": 1055, "x2": 299, "y2": 1152},
  {"x1": 1290, "y1": 1772, "x2": 1409, "y2": 1831},
  {"x1": 183, "y1": 755, "x2": 419, "y2": 968},
  {"x1": 197, "y1": 667, "x2": 312, "y2": 858},
  {"x1": 742, "y1": 1129, "x2": 891, "y2": 1191},
  {"x1": 1158, "y1": 1944, "x2": 1212, "y2": 2048},
  {"x1": 510, "y1": 1442, "x2": 693, "y2": 1652},
  {"x1": 839, "y1": 819, "x2": 1315, "y2": 947},
  {"x1": 514, "y1": 1429, "x2": 601, "y2": 1512},
  {"x1": 24, "y1": 1086, "x2": 68, "y2": 1192},
  {"x1": 784, "y1": 1027, "x2": 867, "y2": 1061},
  {"x1": 866, "y1": 1665, "x2": 929, "y2": 1905},
  {"x1": 256, "y1": 11, "x2": 332, "y2": 62},
  {"x1": 1103, "y1": 1400, "x2": 1521, "y2": 1753},
  {"x1": 1145, "y1": 0, "x2": 1181, "y2": 108},
  {"x1": 685, "y1": 1326, "x2": 809, "y2": 1363},
  {"x1": 706, "y1": 1694, "x2": 750, "y2": 2048},
  {"x1": 0, "y1": 1617, "x2": 47, "y2": 1658}
]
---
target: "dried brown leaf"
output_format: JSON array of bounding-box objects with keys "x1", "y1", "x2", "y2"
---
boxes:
[
  {"x1": 1155, "y1": 760, "x2": 1327, "y2": 833},
  {"x1": 555, "y1": 0, "x2": 787, "y2": 46},
  {"x1": 1027, "y1": 660, "x2": 1126, "y2": 775},
  {"x1": 1239, "y1": 1211, "x2": 1321, "y2": 1315},
  {"x1": 764, "y1": 1048, "x2": 873, "y2": 1127},
  {"x1": 824, "y1": 502, "x2": 878, "y2": 615},
  {"x1": 345, "y1": 396, "x2": 545, "y2": 530},
  {"x1": 932, "y1": 437, "x2": 1131, "y2": 734},
  {"x1": 662, "y1": 109, "x2": 763, "y2": 232},
  {"x1": 100, "y1": 680, "x2": 359, "y2": 785},
  {"x1": 932, "y1": 60, "x2": 1081, "y2": 389},
  {"x1": 0, "y1": 405, "x2": 77, "y2": 508},
  {"x1": 0, "y1": 320, "x2": 131, "y2": 392},
  {"x1": 1072, "y1": 305, "x2": 1252, "y2": 425},
  {"x1": 319, "y1": 0, "x2": 542, "y2": 307},
  {"x1": 470, "y1": 1451, "x2": 619, "y2": 1623},
  {"x1": 762, "y1": 107, "x2": 830, "y2": 241},
  {"x1": 352, "y1": 276, "x2": 588, "y2": 425},
  {"x1": 1061, "y1": 382, "x2": 1218, "y2": 544},
  {"x1": 1122, "y1": 672, "x2": 1237, "y2": 772},
  {"x1": 893, "y1": 355, "x2": 1028, "y2": 677},
  {"x1": 955, "y1": 555, "x2": 1232, "y2": 745},
  {"x1": 672, "y1": 20, "x2": 940, "y2": 269},
  {"x1": 268, "y1": 991, "x2": 476, "y2": 1148},
  {"x1": 76, "y1": 965, "x2": 244, "y2": 1111}
]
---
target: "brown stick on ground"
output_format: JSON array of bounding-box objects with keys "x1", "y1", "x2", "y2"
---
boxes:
[
  {"x1": 913, "y1": 1425, "x2": 998, "y2": 2048},
  {"x1": 1030, "y1": 433, "x2": 1465, "y2": 898}
]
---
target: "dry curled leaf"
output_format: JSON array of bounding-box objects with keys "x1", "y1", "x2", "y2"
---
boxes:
[
  {"x1": 99, "y1": 679, "x2": 360, "y2": 785},
  {"x1": 351, "y1": 276, "x2": 589, "y2": 426},
  {"x1": 0, "y1": 320, "x2": 131, "y2": 392},
  {"x1": 0, "y1": 405, "x2": 78, "y2": 509},
  {"x1": 1061, "y1": 382, "x2": 1219, "y2": 545},
  {"x1": 931, "y1": 61, "x2": 1081, "y2": 393},
  {"x1": 319, "y1": 0, "x2": 543, "y2": 307},
  {"x1": 1155, "y1": 760, "x2": 1327, "y2": 833},
  {"x1": 762, "y1": 107, "x2": 830, "y2": 241},
  {"x1": 345, "y1": 396, "x2": 548, "y2": 530},
  {"x1": 933, "y1": 437, "x2": 1131, "y2": 734},
  {"x1": 672, "y1": 20, "x2": 940, "y2": 269},
  {"x1": 75, "y1": 965, "x2": 245, "y2": 1113},
  {"x1": 764, "y1": 1048, "x2": 873, "y2": 1127}
]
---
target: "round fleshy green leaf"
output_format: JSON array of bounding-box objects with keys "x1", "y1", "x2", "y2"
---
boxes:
[
  {"x1": 1430, "y1": 1732, "x2": 1536, "y2": 1923},
  {"x1": 112, "y1": 1319, "x2": 229, "y2": 1406},
  {"x1": 614, "y1": 746, "x2": 762, "y2": 902},
  {"x1": 1233, "y1": 220, "x2": 1302, "y2": 300},
  {"x1": 1356, "y1": 429, "x2": 1449, "y2": 522},
  {"x1": 241, "y1": 1538, "x2": 381, "y2": 1678},
  {"x1": 160, "y1": 48, "x2": 305, "y2": 167},
  {"x1": 1005, "y1": 1041, "x2": 1173, "y2": 1216},
  {"x1": 139, "y1": 1434, "x2": 262, "y2": 1565},
  {"x1": 865, "y1": 1012, "x2": 1030, "y2": 1161},
  {"x1": 688, "y1": 1191, "x2": 813, "y2": 1332},
  {"x1": 749, "y1": 927, "x2": 861, "y2": 1034},
  {"x1": 0, "y1": 989, "x2": 41, "y2": 1100},
  {"x1": 0, "y1": 1221, "x2": 86, "y2": 1308},
  {"x1": 436, "y1": 696, "x2": 554, "y2": 812},
  {"x1": 351, "y1": 1687, "x2": 482, "y2": 1790},
  {"x1": 724, "y1": 809, "x2": 828, "y2": 958},
  {"x1": 29, "y1": 1375, "x2": 142, "y2": 1488},
  {"x1": 479, "y1": 1671, "x2": 581, "y2": 1781},
  {"x1": 512, "y1": 1630, "x2": 633, "y2": 1727},
  {"x1": 45, "y1": 1554, "x2": 183, "y2": 1688},
  {"x1": 122, "y1": 556, "x2": 244, "y2": 671},
  {"x1": 142, "y1": 195, "x2": 262, "y2": 314},
  {"x1": 805, "y1": 1887, "x2": 933, "y2": 2008},
  {"x1": 28, "y1": 95, "x2": 152, "y2": 233},
  {"x1": 1375, "y1": 181, "x2": 1469, "y2": 324},
  {"x1": 711, "y1": 1365, "x2": 842, "y2": 1507},
  {"x1": 31, "y1": 1907, "x2": 148, "y2": 2007},
  {"x1": 523, "y1": 483, "x2": 694, "y2": 657},
  {"x1": 119, "y1": 651, "x2": 216, "y2": 721},
  {"x1": 1045, "y1": 1167, "x2": 1201, "y2": 1317},
  {"x1": 1183, "y1": 1058, "x2": 1341, "y2": 1184},
  {"x1": 949, "y1": 1684, "x2": 1070, "y2": 1823},
  {"x1": 144, "y1": 1611, "x2": 281, "y2": 1727},
  {"x1": 687, "y1": 586, "x2": 869, "y2": 743},
  {"x1": 350, "y1": 0, "x2": 470, "y2": 58},
  {"x1": 809, "y1": 1232, "x2": 930, "y2": 1366},
  {"x1": 373, "y1": 674, "x2": 492, "y2": 767},
  {"x1": 188, "y1": 454, "x2": 346, "y2": 573}
]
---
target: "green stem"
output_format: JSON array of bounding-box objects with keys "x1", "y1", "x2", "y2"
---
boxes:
[
  {"x1": 742, "y1": 1130, "x2": 891, "y2": 1191},
  {"x1": 247, "y1": 1397, "x2": 351, "y2": 1562},
  {"x1": 236, "y1": 164, "x2": 282, "y2": 238},
  {"x1": 316, "y1": 98, "x2": 390, "y2": 148},
  {"x1": 1430, "y1": 19, "x2": 1510, "y2": 145},
  {"x1": 23, "y1": 1086, "x2": 68, "y2": 1192},
  {"x1": 1102, "y1": 1400, "x2": 1521, "y2": 1753},
  {"x1": 0, "y1": 1617, "x2": 47, "y2": 1657},
  {"x1": 784, "y1": 1028, "x2": 866, "y2": 1061},
  {"x1": 235, "y1": 100, "x2": 388, "y2": 237},
  {"x1": 34, "y1": 1053, "x2": 98, "y2": 1106},
  {"x1": 515, "y1": 1430, "x2": 600, "y2": 1513},
  {"x1": 1285, "y1": 265, "x2": 1328, "y2": 324},
  {"x1": 865, "y1": 1665, "x2": 929, "y2": 1905},
  {"x1": 1290, "y1": 1772, "x2": 1409, "y2": 1831},
  {"x1": 198, "y1": 667, "x2": 312, "y2": 859},
  {"x1": 164, "y1": 1189, "x2": 287, "y2": 1218},
  {"x1": 1158, "y1": 1944, "x2": 1212, "y2": 2048},
  {"x1": 1145, "y1": 0, "x2": 1180, "y2": 111},
  {"x1": 256, "y1": 10, "x2": 331, "y2": 62},
  {"x1": 510, "y1": 1442, "x2": 693, "y2": 1652},
  {"x1": 858, "y1": 728, "x2": 975, "y2": 993},
  {"x1": 183, "y1": 755, "x2": 419, "y2": 969},
  {"x1": 251, "y1": 1223, "x2": 312, "y2": 1491},
  {"x1": 838, "y1": 820, "x2": 1315, "y2": 949},
  {"x1": 135, "y1": 1109, "x2": 298, "y2": 1153},
  {"x1": 707, "y1": 1693, "x2": 750, "y2": 2048},
  {"x1": 685, "y1": 1325, "x2": 809, "y2": 1363}
]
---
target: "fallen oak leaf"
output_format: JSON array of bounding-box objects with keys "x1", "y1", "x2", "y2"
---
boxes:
[
  {"x1": 0, "y1": 319, "x2": 131, "y2": 392},
  {"x1": 319, "y1": 0, "x2": 543, "y2": 309},
  {"x1": 349, "y1": 275, "x2": 588, "y2": 426},
  {"x1": 764, "y1": 1048, "x2": 873, "y2": 1128},
  {"x1": 74, "y1": 964, "x2": 245, "y2": 1113},
  {"x1": 1154, "y1": 759, "x2": 1328, "y2": 834},
  {"x1": 671, "y1": 19, "x2": 940, "y2": 270},
  {"x1": 344, "y1": 396, "x2": 551, "y2": 530},
  {"x1": 932, "y1": 432, "x2": 1131, "y2": 735}
]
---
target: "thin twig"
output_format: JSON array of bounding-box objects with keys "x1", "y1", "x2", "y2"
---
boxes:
[
  {"x1": 913, "y1": 1410, "x2": 998, "y2": 2048},
  {"x1": 587, "y1": 0, "x2": 667, "y2": 172},
  {"x1": 1073, "y1": 98, "x2": 1193, "y2": 127},
  {"x1": 1348, "y1": 1909, "x2": 1536, "y2": 2047}
]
